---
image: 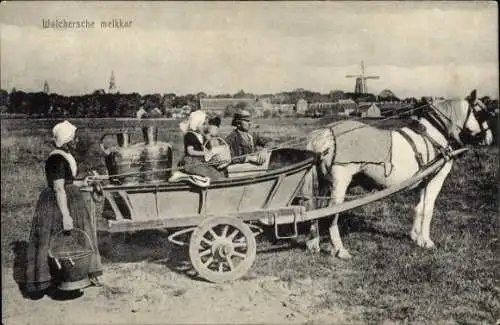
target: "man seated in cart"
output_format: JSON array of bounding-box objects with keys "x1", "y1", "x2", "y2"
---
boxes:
[{"x1": 225, "y1": 110, "x2": 273, "y2": 167}]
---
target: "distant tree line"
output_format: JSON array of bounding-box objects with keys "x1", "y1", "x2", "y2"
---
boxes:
[
  {"x1": 0, "y1": 87, "x2": 497, "y2": 119},
  {"x1": 0, "y1": 89, "x2": 204, "y2": 118}
]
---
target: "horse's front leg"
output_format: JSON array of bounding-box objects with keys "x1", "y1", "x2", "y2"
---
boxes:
[
  {"x1": 328, "y1": 165, "x2": 355, "y2": 259},
  {"x1": 410, "y1": 188, "x2": 425, "y2": 242},
  {"x1": 412, "y1": 161, "x2": 453, "y2": 249}
]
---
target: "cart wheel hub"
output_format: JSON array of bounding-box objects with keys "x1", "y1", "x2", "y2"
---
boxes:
[{"x1": 213, "y1": 241, "x2": 233, "y2": 259}]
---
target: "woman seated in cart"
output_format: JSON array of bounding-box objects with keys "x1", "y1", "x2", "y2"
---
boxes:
[{"x1": 178, "y1": 110, "x2": 227, "y2": 180}]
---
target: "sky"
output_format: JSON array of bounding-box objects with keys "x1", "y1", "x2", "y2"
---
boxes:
[{"x1": 1, "y1": 1, "x2": 498, "y2": 98}]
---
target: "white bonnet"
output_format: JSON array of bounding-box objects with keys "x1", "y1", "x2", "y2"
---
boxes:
[
  {"x1": 52, "y1": 120, "x2": 77, "y2": 147},
  {"x1": 188, "y1": 110, "x2": 207, "y2": 131}
]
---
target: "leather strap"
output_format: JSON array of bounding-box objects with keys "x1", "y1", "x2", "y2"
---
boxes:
[
  {"x1": 395, "y1": 129, "x2": 425, "y2": 170},
  {"x1": 407, "y1": 122, "x2": 453, "y2": 162},
  {"x1": 423, "y1": 105, "x2": 463, "y2": 149}
]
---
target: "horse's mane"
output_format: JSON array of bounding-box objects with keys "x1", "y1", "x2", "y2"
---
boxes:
[
  {"x1": 306, "y1": 128, "x2": 333, "y2": 153},
  {"x1": 427, "y1": 98, "x2": 470, "y2": 128}
]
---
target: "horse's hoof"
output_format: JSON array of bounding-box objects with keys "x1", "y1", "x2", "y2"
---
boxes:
[
  {"x1": 410, "y1": 230, "x2": 419, "y2": 242},
  {"x1": 417, "y1": 237, "x2": 436, "y2": 249},
  {"x1": 306, "y1": 238, "x2": 321, "y2": 254},
  {"x1": 330, "y1": 248, "x2": 352, "y2": 260},
  {"x1": 308, "y1": 248, "x2": 320, "y2": 255},
  {"x1": 335, "y1": 249, "x2": 352, "y2": 260},
  {"x1": 424, "y1": 240, "x2": 436, "y2": 249}
]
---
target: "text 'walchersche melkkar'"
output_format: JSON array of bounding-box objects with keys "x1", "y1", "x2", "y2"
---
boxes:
[{"x1": 41, "y1": 19, "x2": 133, "y2": 29}]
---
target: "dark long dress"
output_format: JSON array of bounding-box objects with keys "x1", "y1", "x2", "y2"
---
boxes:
[
  {"x1": 20, "y1": 154, "x2": 103, "y2": 293},
  {"x1": 180, "y1": 131, "x2": 226, "y2": 180}
]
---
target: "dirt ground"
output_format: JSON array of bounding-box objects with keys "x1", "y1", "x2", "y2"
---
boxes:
[{"x1": 2, "y1": 261, "x2": 365, "y2": 325}]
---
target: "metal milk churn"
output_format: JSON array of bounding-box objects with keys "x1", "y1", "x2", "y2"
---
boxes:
[
  {"x1": 139, "y1": 126, "x2": 173, "y2": 183},
  {"x1": 100, "y1": 126, "x2": 173, "y2": 185}
]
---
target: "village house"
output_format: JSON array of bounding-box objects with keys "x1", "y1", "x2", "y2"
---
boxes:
[
  {"x1": 310, "y1": 99, "x2": 358, "y2": 117},
  {"x1": 150, "y1": 107, "x2": 163, "y2": 117},
  {"x1": 170, "y1": 105, "x2": 192, "y2": 119},
  {"x1": 336, "y1": 99, "x2": 358, "y2": 115},
  {"x1": 271, "y1": 104, "x2": 295, "y2": 115},
  {"x1": 358, "y1": 102, "x2": 382, "y2": 118},
  {"x1": 136, "y1": 107, "x2": 147, "y2": 119},
  {"x1": 200, "y1": 97, "x2": 268, "y2": 115},
  {"x1": 309, "y1": 102, "x2": 333, "y2": 117},
  {"x1": 296, "y1": 98, "x2": 308, "y2": 114}
]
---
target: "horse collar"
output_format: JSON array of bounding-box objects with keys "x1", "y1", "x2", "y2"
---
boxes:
[
  {"x1": 422, "y1": 105, "x2": 463, "y2": 150},
  {"x1": 408, "y1": 117, "x2": 454, "y2": 160}
]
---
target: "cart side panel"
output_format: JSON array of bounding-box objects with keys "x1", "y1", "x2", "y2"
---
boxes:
[
  {"x1": 157, "y1": 189, "x2": 201, "y2": 219},
  {"x1": 237, "y1": 181, "x2": 275, "y2": 212},
  {"x1": 126, "y1": 192, "x2": 157, "y2": 221},
  {"x1": 204, "y1": 186, "x2": 244, "y2": 214},
  {"x1": 204, "y1": 179, "x2": 273, "y2": 214},
  {"x1": 266, "y1": 169, "x2": 309, "y2": 209}
]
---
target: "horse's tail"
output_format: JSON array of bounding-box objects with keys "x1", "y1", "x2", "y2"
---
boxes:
[{"x1": 299, "y1": 164, "x2": 319, "y2": 211}]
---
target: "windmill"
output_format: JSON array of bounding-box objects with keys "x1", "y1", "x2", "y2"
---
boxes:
[{"x1": 345, "y1": 61, "x2": 380, "y2": 94}]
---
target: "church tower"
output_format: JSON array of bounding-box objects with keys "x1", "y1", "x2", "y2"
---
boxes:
[
  {"x1": 108, "y1": 70, "x2": 117, "y2": 94},
  {"x1": 43, "y1": 80, "x2": 50, "y2": 94}
]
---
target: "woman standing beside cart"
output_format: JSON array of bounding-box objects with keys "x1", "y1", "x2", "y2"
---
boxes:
[{"x1": 19, "y1": 120, "x2": 103, "y2": 298}]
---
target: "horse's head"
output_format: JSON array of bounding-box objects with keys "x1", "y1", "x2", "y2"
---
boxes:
[
  {"x1": 462, "y1": 90, "x2": 494, "y2": 146},
  {"x1": 431, "y1": 90, "x2": 493, "y2": 146}
]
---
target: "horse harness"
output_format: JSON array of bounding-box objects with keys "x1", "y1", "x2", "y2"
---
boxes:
[
  {"x1": 396, "y1": 99, "x2": 486, "y2": 171},
  {"x1": 394, "y1": 128, "x2": 427, "y2": 169},
  {"x1": 463, "y1": 99, "x2": 491, "y2": 140},
  {"x1": 314, "y1": 99, "x2": 487, "y2": 174}
]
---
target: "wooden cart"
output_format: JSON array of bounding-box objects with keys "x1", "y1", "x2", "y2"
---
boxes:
[{"x1": 82, "y1": 147, "x2": 468, "y2": 283}]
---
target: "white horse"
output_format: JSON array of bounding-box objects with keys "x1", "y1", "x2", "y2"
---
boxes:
[{"x1": 301, "y1": 90, "x2": 493, "y2": 259}]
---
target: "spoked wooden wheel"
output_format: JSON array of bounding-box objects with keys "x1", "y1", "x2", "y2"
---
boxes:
[{"x1": 189, "y1": 217, "x2": 257, "y2": 283}]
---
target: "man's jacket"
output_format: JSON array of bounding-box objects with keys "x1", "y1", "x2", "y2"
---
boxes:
[{"x1": 225, "y1": 130, "x2": 272, "y2": 164}]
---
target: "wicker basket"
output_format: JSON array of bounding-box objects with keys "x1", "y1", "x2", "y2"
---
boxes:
[
  {"x1": 48, "y1": 228, "x2": 95, "y2": 291},
  {"x1": 204, "y1": 137, "x2": 232, "y2": 170}
]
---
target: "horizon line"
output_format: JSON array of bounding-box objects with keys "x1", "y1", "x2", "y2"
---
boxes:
[{"x1": 3, "y1": 88, "x2": 499, "y2": 101}]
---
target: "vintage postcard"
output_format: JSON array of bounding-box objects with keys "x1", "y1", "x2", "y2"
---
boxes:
[{"x1": 1, "y1": 1, "x2": 498, "y2": 324}]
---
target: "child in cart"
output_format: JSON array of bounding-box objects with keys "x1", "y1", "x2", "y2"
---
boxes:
[
  {"x1": 204, "y1": 116, "x2": 231, "y2": 171},
  {"x1": 205, "y1": 116, "x2": 221, "y2": 150}
]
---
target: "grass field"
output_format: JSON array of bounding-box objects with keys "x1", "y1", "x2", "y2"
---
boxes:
[{"x1": 1, "y1": 117, "x2": 498, "y2": 324}]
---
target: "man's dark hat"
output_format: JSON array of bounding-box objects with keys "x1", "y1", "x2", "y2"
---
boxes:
[{"x1": 231, "y1": 110, "x2": 251, "y2": 126}]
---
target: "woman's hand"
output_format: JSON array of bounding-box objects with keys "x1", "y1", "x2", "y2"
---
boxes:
[
  {"x1": 53, "y1": 179, "x2": 74, "y2": 231},
  {"x1": 83, "y1": 170, "x2": 103, "y2": 186},
  {"x1": 63, "y1": 215, "x2": 74, "y2": 231},
  {"x1": 187, "y1": 146, "x2": 206, "y2": 157}
]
